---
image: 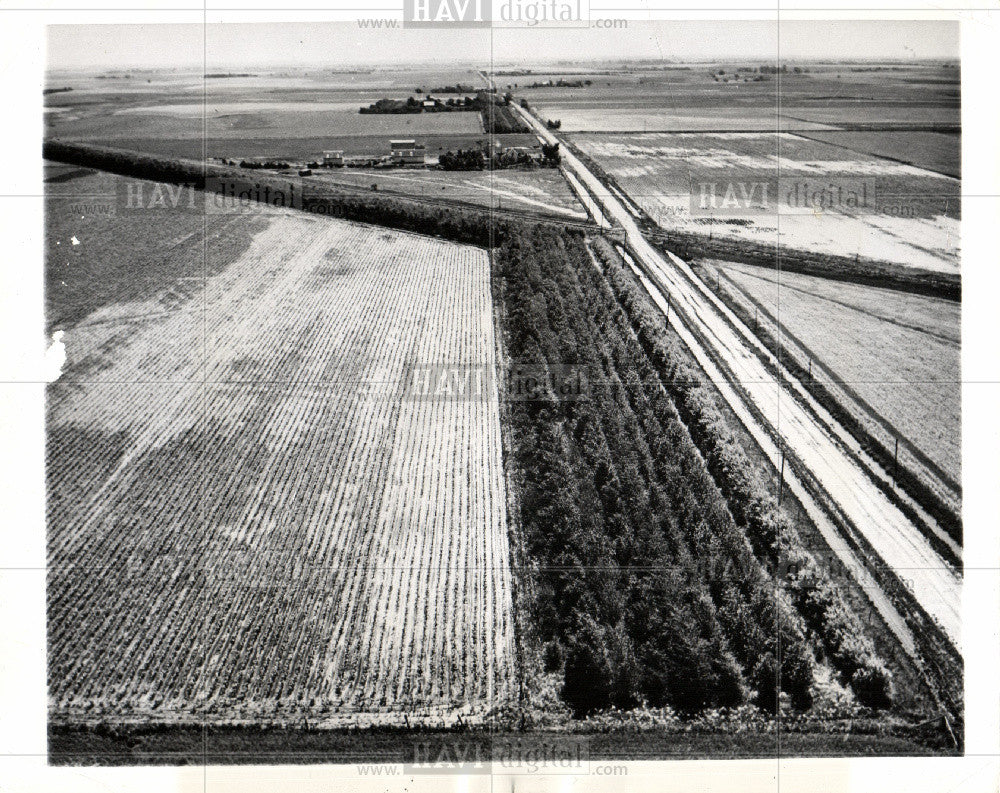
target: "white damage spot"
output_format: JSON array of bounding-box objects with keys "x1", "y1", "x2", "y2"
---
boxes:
[
  {"x1": 45, "y1": 330, "x2": 67, "y2": 383},
  {"x1": 71, "y1": 236, "x2": 81, "y2": 246}
]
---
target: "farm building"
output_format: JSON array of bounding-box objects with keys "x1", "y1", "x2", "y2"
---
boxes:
[
  {"x1": 323, "y1": 150, "x2": 344, "y2": 166},
  {"x1": 389, "y1": 139, "x2": 426, "y2": 164}
]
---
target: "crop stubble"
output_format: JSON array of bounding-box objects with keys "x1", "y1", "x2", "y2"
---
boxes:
[{"x1": 47, "y1": 210, "x2": 514, "y2": 723}]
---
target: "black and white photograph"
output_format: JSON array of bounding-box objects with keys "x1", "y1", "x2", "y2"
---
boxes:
[{"x1": 1, "y1": 2, "x2": 999, "y2": 789}]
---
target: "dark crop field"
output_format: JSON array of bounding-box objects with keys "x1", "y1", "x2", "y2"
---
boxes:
[
  {"x1": 795, "y1": 130, "x2": 959, "y2": 178},
  {"x1": 520, "y1": 64, "x2": 959, "y2": 132}
]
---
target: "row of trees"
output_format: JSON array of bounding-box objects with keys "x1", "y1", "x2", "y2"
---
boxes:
[
  {"x1": 42, "y1": 141, "x2": 507, "y2": 248},
  {"x1": 526, "y1": 78, "x2": 591, "y2": 88},
  {"x1": 495, "y1": 225, "x2": 820, "y2": 716},
  {"x1": 361, "y1": 90, "x2": 511, "y2": 114},
  {"x1": 360, "y1": 92, "x2": 528, "y2": 132},
  {"x1": 483, "y1": 105, "x2": 530, "y2": 134},
  {"x1": 438, "y1": 143, "x2": 558, "y2": 172},
  {"x1": 415, "y1": 83, "x2": 478, "y2": 93}
]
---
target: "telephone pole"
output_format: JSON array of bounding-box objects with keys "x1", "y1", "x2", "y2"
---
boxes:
[{"x1": 778, "y1": 448, "x2": 786, "y2": 505}]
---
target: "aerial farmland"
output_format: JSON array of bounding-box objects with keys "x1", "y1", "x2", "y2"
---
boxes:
[
  {"x1": 42, "y1": 20, "x2": 965, "y2": 766},
  {"x1": 47, "y1": 174, "x2": 514, "y2": 724}
]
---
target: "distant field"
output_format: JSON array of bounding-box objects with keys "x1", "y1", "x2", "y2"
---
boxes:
[
  {"x1": 572, "y1": 131, "x2": 960, "y2": 273},
  {"x1": 534, "y1": 108, "x2": 838, "y2": 133},
  {"x1": 47, "y1": 173, "x2": 514, "y2": 724},
  {"x1": 524, "y1": 65, "x2": 959, "y2": 132},
  {"x1": 309, "y1": 167, "x2": 588, "y2": 219},
  {"x1": 779, "y1": 107, "x2": 959, "y2": 128},
  {"x1": 45, "y1": 67, "x2": 486, "y2": 96},
  {"x1": 53, "y1": 108, "x2": 484, "y2": 140},
  {"x1": 710, "y1": 259, "x2": 961, "y2": 488},
  {"x1": 44, "y1": 67, "x2": 492, "y2": 157},
  {"x1": 795, "y1": 131, "x2": 959, "y2": 178}
]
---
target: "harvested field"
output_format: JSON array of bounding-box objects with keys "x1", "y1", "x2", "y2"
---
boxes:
[
  {"x1": 571, "y1": 131, "x2": 960, "y2": 274},
  {"x1": 47, "y1": 190, "x2": 514, "y2": 724},
  {"x1": 710, "y1": 259, "x2": 961, "y2": 491},
  {"x1": 309, "y1": 167, "x2": 588, "y2": 219}
]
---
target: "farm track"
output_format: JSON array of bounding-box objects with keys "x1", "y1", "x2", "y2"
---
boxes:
[
  {"x1": 47, "y1": 213, "x2": 515, "y2": 723},
  {"x1": 514, "y1": 103, "x2": 961, "y2": 653}
]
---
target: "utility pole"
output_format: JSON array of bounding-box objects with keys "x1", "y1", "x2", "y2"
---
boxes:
[
  {"x1": 893, "y1": 437, "x2": 899, "y2": 486},
  {"x1": 778, "y1": 448, "x2": 786, "y2": 505}
]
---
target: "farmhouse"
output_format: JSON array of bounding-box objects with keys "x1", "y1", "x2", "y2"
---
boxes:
[
  {"x1": 323, "y1": 150, "x2": 344, "y2": 166},
  {"x1": 389, "y1": 139, "x2": 426, "y2": 164}
]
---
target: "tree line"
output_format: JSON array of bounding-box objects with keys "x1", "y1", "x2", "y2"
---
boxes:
[{"x1": 495, "y1": 224, "x2": 827, "y2": 715}]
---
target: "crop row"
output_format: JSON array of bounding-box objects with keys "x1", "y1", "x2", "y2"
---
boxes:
[{"x1": 48, "y1": 215, "x2": 514, "y2": 720}]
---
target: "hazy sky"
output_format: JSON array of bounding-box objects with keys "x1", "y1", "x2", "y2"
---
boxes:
[{"x1": 47, "y1": 20, "x2": 959, "y2": 70}]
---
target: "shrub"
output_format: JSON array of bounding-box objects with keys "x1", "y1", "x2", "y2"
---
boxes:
[{"x1": 851, "y1": 664, "x2": 894, "y2": 711}]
